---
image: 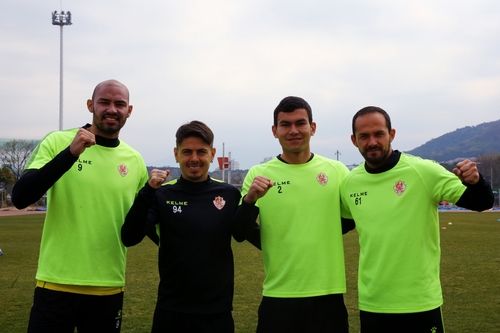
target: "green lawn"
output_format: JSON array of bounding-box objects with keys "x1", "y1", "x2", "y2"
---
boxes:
[{"x1": 1, "y1": 212, "x2": 499, "y2": 332}]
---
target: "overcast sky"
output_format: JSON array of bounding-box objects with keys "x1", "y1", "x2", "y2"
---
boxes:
[{"x1": 1, "y1": 1, "x2": 499, "y2": 170}]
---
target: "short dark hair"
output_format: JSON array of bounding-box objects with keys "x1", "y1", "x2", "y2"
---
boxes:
[
  {"x1": 273, "y1": 96, "x2": 313, "y2": 127},
  {"x1": 352, "y1": 106, "x2": 392, "y2": 135},
  {"x1": 175, "y1": 120, "x2": 214, "y2": 147}
]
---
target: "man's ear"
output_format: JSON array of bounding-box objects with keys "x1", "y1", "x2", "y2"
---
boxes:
[
  {"x1": 389, "y1": 128, "x2": 396, "y2": 143},
  {"x1": 351, "y1": 134, "x2": 358, "y2": 147},
  {"x1": 87, "y1": 99, "x2": 93, "y2": 113},
  {"x1": 211, "y1": 147, "x2": 217, "y2": 162},
  {"x1": 173, "y1": 147, "x2": 179, "y2": 162},
  {"x1": 126, "y1": 105, "x2": 133, "y2": 118},
  {"x1": 272, "y1": 125, "x2": 278, "y2": 138}
]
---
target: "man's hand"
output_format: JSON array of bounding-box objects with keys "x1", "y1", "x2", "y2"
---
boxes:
[
  {"x1": 244, "y1": 176, "x2": 273, "y2": 204},
  {"x1": 453, "y1": 159, "x2": 480, "y2": 185},
  {"x1": 148, "y1": 169, "x2": 170, "y2": 189},
  {"x1": 69, "y1": 128, "x2": 96, "y2": 156}
]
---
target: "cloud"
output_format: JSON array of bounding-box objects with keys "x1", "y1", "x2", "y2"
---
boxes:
[{"x1": 1, "y1": 0, "x2": 500, "y2": 169}]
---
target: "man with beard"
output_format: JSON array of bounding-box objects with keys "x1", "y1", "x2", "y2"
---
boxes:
[
  {"x1": 340, "y1": 106, "x2": 493, "y2": 333},
  {"x1": 12, "y1": 79, "x2": 148, "y2": 333}
]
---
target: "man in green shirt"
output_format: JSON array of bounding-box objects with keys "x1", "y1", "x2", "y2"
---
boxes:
[
  {"x1": 340, "y1": 106, "x2": 493, "y2": 333},
  {"x1": 235, "y1": 96, "x2": 353, "y2": 333},
  {"x1": 13, "y1": 79, "x2": 148, "y2": 333}
]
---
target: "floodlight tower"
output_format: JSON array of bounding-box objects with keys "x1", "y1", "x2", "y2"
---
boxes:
[{"x1": 52, "y1": 10, "x2": 72, "y2": 130}]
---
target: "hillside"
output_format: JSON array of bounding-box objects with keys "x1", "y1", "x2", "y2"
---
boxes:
[{"x1": 406, "y1": 119, "x2": 500, "y2": 162}]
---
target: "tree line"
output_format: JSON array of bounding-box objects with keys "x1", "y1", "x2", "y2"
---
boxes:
[{"x1": 0, "y1": 139, "x2": 38, "y2": 207}]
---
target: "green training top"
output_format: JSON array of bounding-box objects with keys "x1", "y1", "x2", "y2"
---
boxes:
[
  {"x1": 340, "y1": 153, "x2": 466, "y2": 313},
  {"x1": 241, "y1": 154, "x2": 350, "y2": 297},
  {"x1": 25, "y1": 128, "x2": 148, "y2": 287}
]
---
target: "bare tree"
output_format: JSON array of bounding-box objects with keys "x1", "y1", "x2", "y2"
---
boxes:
[
  {"x1": 476, "y1": 153, "x2": 500, "y2": 189},
  {"x1": 0, "y1": 166, "x2": 15, "y2": 208},
  {"x1": 0, "y1": 165, "x2": 15, "y2": 185},
  {"x1": 0, "y1": 139, "x2": 39, "y2": 181}
]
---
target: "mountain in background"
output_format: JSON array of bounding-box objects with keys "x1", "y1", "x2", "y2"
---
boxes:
[{"x1": 405, "y1": 119, "x2": 500, "y2": 162}]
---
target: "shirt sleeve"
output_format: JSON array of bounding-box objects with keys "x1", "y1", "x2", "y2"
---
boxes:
[
  {"x1": 455, "y1": 174, "x2": 494, "y2": 211},
  {"x1": 12, "y1": 147, "x2": 77, "y2": 209},
  {"x1": 121, "y1": 183, "x2": 156, "y2": 247}
]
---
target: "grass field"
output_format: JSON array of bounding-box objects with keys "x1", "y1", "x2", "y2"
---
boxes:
[{"x1": 1, "y1": 212, "x2": 499, "y2": 332}]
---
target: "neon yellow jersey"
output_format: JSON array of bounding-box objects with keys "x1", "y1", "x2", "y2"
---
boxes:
[
  {"x1": 26, "y1": 128, "x2": 148, "y2": 287},
  {"x1": 340, "y1": 153, "x2": 466, "y2": 313},
  {"x1": 242, "y1": 154, "x2": 350, "y2": 297}
]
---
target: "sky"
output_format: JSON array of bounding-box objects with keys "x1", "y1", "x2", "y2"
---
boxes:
[{"x1": 1, "y1": 0, "x2": 500, "y2": 170}]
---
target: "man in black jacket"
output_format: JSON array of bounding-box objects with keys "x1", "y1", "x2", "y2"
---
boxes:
[{"x1": 122, "y1": 120, "x2": 258, "y2": 333}]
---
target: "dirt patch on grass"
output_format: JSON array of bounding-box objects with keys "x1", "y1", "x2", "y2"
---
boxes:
[{"x1": 0, "y1": 209, "x2": 45, "y2": 217}]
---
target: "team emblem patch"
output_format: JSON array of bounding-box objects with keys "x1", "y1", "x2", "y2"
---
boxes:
[
  {"x1": 316, "y1": 173, "x2": 328, "y2": 186},
  {"x1": 213, "y1": 196, "x2": 226, "y2": 210},
  {"x1": 393, "y1": 180, "x2": 406, "y2": 196},
  {"x1": 118, "y1": 164, "x2": 128, "y2": 177}
]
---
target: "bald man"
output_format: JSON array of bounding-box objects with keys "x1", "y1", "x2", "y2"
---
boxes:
[{"x1": 13, "y1": 79, "x2": 149, "y2": 333}]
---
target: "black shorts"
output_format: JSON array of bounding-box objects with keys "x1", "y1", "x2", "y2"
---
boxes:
[
  {"x1": 151, "y1": 308, "x2": 234, "y2": 333},
  {"x1": 256, "y1": 294, "x2": 349, "y2": 333},
  {"x1": 27, "y1": 287, "x2": 124, "y2": 333},
  {"x1": 360, "y1": 307, "x2": 444, "y2": 333}
]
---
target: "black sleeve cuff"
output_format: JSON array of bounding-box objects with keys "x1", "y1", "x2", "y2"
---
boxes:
[
  {"x1": 456, "y1": 173, "x2": 494, "y2": 211},
  {"x1": 12, "y1": 146, "x2": 77, "y2": 209}
]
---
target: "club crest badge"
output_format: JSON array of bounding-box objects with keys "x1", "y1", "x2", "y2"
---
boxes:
[
  {"x1": 213, "y1": 196, "x2": 226, "y2": 210},
  {"x1": 316, "y1": 173, "x2": 328, "y2": 186},
  {"x1": 393, "y1": 180, "x2": 406, "y2": 196},
  {"x1": 118, "y1": 164, "x2": 128, "y2": 177}
]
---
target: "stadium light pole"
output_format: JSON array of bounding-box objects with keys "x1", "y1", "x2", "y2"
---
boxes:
[
  {"x1": 491, "y1": 162, "x2": 493, "y2": 188},
  {"x1": 52, "y1": 10, "x2": 72, "y2": 131},
  {"x1": 491, "y1": 161, "x2": 497, "y2": 207}
]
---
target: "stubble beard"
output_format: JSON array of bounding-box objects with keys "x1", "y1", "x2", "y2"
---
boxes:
[
  {"x1": 93, "y1": 111, "x2": 124, "y2": 136},
  {"x1": 363, "y1": 147, "x2": 390, "y2": 168}
]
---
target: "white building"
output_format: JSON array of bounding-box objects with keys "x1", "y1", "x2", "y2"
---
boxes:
[{"x1": 230, "y1": 159, "x2": 240, "y2": 170}]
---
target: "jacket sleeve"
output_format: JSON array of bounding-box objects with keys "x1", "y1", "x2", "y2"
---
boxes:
[
  {"x1": 455, "y1": 174, "x2": 494, "y2": 211},
  {"x1": 121, "y1": 183, "x2": 156, "y2": 247},
  {"x1": 232, "y1": 197, "x2": 261, "y2": 250},
  {"x1": 12, "y1": 147, "x2": 77, "y2": 209},
  {"x1": 145, "y1": 220, "x2": 160, "y2": 246}
]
